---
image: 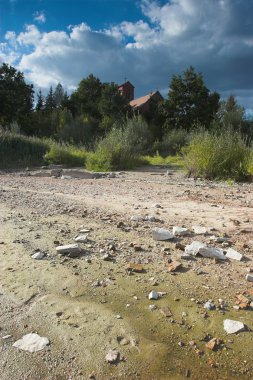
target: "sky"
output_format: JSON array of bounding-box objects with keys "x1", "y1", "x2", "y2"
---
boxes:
[{"x1": 1, "y1": 0, "x2": 253, "y2": 112}]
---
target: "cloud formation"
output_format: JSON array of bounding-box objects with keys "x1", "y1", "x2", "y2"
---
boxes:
[
  {"x1": 33, "y1": 11, "x2": 46, "y2": 24},
  {"x1": 1, "y1": 0, "x2": 253, "y2": 108}
]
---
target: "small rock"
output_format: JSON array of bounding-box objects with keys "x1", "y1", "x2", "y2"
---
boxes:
[
  {"x1": 199, "y1": 247, "x2": 227, "y2": 260},
  {"x1": 204, "y1": 301, "x2": 215, "y2": 310},
  {"x1": 167, "y1": 260, "x2": 182, "y2": 272},
  {"x1": 192, "y1": 226, "x2": 207, "y2": 235},
  {"x1": 56, "y1": 244, "x2": 81, "y2": 258},
  {"x1": 206, "y1": 338, "x2": 217, "y2": 351},
  {"x1": 2, "y1": 335, "x2": 12, "y2": 340},
  {"x1": 160, "y1": 307, "x2": 172, "y2": 317},
  {"x1": 149, "y1": 304, "x2": 157, "y2": 311},
  {"x1": 31, "y1": 251, "x2": 44, "y2": 260},
  {"x1": 148, "y1": 291, "x2": 159, "y2": 300},
  {"x1": 172, "y1": 226, "x2": 189, "y2": 236},
  {"x1": 105, "y1": 349, "x2": 119, "y2": 363},
  {"x1": 74, "y1": 234, "x2": 88, "y2": 243},
  {"x1": 13, "y1": 333, "x2": 49, "y2": 352},
  {"x1": 185, "y1": 241, "x2": 206, "y2": 256},
  {"x1": 226, "y1": 248, "x2": 243, "y2": 261},
  {"x1": 246, "y1": 274, "x2": 253, "y2": 282},
  {"x1": 152, "y1": 228, "x2": 174, "y2": 241},
  {"x1": 130, "y1": 215, "x2": 143, "y2": 222},
  {"x1": 223, "y1": 319, "x2": 245, "y2": 334}
]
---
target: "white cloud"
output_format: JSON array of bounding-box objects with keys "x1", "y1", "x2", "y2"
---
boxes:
[
  {"x1": 1, "y1": 0, "x2": 253, "y2": 108},
  {"x1": 34, "y1": 11, "x2": 46, "y2": 24}
]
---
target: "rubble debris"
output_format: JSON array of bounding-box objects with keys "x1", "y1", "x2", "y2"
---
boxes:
[
  {"x1": 226, "y1": 248, "x2": 243, "y2": 261},
  {"x1": 152, "y1": 227, "x2": 174, "y2": 241},
  {"x1": 105, "y1": 349, "x2": 119, "y2": 363},
  {"x1": 13, "y1": 333, "x2": 49, "y2": 352},
  {"x1": 198, "y1": 247, "x2": 227, "y2": 260},
  {"x1": 56, "y1": 244, "x2": 81, "y2": 257},
  {"x1": 172, "y1": 226, "x2": 189, "y2": 236},
  {"x1": 185, "y1": 241, "x2": 206, "y2": 256}
]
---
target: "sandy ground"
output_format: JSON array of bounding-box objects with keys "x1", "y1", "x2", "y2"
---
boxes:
[{"x1": 0, "y1": 166, "x2": 253, "y2": 380}]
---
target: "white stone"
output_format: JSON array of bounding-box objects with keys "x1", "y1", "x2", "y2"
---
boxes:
[
  {"x1": 226, "y1": 248, "x2": 243, "y2": 261},
  {"x1": 56, "y1": 244, "x2": 81, "y2": 256},
  {"x1": 105, "y1": 349, "x2": 119, "y2": 363},
  {"x1": 74, "y1": 234, "x2": 88, "y2": 243},
  {"x1": 149, "y1": 304, "x2": 157, "y2": 311},
  {"x1": 198, "y1": 247, "x2": 227, "y2": 260},
  {"x1": 246, "y1": 274, "x2": 253, "y2": 282},
  {"x1": 192, "y1": 226, "x2": 207, "y2": 235},
  {"x1": 204, "y1": 301, "x2": 215, "y2": 310},
  {"x1": 172, "y1": 226, "x2": 189, "y2": 236},
  {"x1": 144, "y1": 215, "x2": 157, "y2": 222},
  {"x1": 2, "y1": 335, "x2": 12, "y2": 340},
  {"x1": 223, "y1": 319, "x2": 245, "y2": 334},
  {"x1": 152, "y1": 228, "x2": 174, "y2": 241},
  {"x1": 31, "y1": 251, "x2": 44, "y2": 260},
  {"x1": 130, "y1": 215, "x2": 143, "y2": 222},
  {"x1": 185, "y1": 241, "x2": 206, "y2": 256},
  {"x1": 13, "y1": 333, "x2": 49, "y2": 352},
  {"x1": 79, "y1": 228, "x2": 90, "y2": 233},
  {"x1": 148, "y1": 291, "x2": 159, "y2": 300}
]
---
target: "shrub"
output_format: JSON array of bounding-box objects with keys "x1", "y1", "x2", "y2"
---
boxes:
[
  {"x1": 183, "y1": 128, "x2": 251, "y2": 180},
  {"x1": 86, "y1": 115, "x2": 151, "y2": 171},
  {"x1": 0, "y1": 131, "x2": 49, "y2": 168},
  {"x1": 44, "y1": 143, "x2": 87, "y2": 167},
  {"x1": 152, "y1": 129, "x2": 189, "y2": 157}
]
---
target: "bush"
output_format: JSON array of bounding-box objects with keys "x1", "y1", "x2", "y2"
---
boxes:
[
  {"x1": 86, "y1": 115, "x2": 151, "y2": 171},
  {"x1": 183, "y1": 128, "x2": 252, "y2": 180},
  {"x1": 0, "y1": 131, "x2": 49, "y2": 168},
  {"x1": 44, "y1": 143, "x2": 87, "y2": 167},
  {"x1": 153, "y1": 129, "x2": 189, "y2": 157}
]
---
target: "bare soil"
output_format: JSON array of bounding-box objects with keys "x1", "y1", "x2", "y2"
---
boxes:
[{"x1": 0, "y1": 166, "x2": 253, "y2": 380}]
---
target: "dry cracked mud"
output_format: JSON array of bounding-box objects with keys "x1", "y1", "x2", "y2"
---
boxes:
[{"x1": 0, "y1": 166, "x2": 253, "y2": 380}]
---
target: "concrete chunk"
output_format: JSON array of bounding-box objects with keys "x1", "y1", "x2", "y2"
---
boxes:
[
  {"x1": 56, "y1": 243, "x2": 81, "y2": 257},
  {"x1": 198, "y1": 247, "x2": 227, "y2": 260},
  {"x1": 185, "y1": 241, "x2": 206, "y2": 256},
  {"x1": 192, "y1": 226, "x2": 207, "y2": 235},
  {"x1": 226, "y1": 248, "x2": 243, "y2": 261},
  {"x1": 172, "y1": 226, "x2": 189, "y2": 236},
  {"x1": 152, "y1": 228, "x2": 174, "y2": 241}
]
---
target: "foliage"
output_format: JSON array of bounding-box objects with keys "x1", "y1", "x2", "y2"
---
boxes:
[
  {"x1": 44, "y1": 142, "x2": 87, "y2": 167},
  {"x1": 142, "y1": 153, "x2": 184, "y2": 168},
  {"x1": 183, "y1": 128, "x2": 252, "y2": 181},
  {"x1": 98, "y1": 82, "x2": 131, "y2": 122},
  {"x1": 152, "y1": 128, "x2": 189, "y2": 157},
  {"x1": 0, "y1": 131, "x2": 48, "y2": 168},
  {"x1": 86, "y1": 115, "x2": 151, "y2": 171},
  {"x1": 0, "y1": 63, "x2": 34, "y2": 133},
  {"x1": 164, "y1": 66, "x2": 220, "y2": 130}
]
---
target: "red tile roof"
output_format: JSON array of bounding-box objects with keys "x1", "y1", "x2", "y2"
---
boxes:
[{"x1": 130, "y1": 92, "x2": 156, "y2": 108}]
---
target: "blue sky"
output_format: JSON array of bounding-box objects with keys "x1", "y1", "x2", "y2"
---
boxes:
[{"x1": 1, "y1": 0, "x2": 253, "y2": 112}]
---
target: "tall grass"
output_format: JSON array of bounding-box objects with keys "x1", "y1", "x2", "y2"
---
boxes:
[
  {"x1": 0, "y1": 131, "x2": 49, "y2": 168},
  {"x1": 86, "y1": 115, "x2": 151, "y2": 171},
  {"x1": 44, "y1": 142, "x2": 87, "y2": 167},
  {"x1": 183, "y1": 128, "x2": 252, "y2": 180}
]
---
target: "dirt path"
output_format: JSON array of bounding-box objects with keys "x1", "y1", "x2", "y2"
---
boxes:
[{"x1": 0, "y1": 167, "x2": 253, "y2": 380}]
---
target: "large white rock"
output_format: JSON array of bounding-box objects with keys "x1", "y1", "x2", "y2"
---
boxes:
[
  {"x1": 192, "y1": 226, "x2": 207, "y2": 235},
  {"x1": 185, "y1": 241, "x2": 206, "y2": 256},
  {"x1": 56, "y1": 244, "x2": 81, "y2": 256},
  {"x1": 226, "y1": 248, "x2": 243, "y2": 261},
  {"x1": 148, "y1": 291, "x2": 159, "y2": 300},
  {"x1": 223, "y1": 319, "x2": 245, "y2": 334},
  {"x1": 13, "y1": 333, "x2": 49, "y2": 352},
  {"x1": 152, "y1": 228, "x2": 174, "y2": 241},
  {"x1": 172, "y1": 226, "x2": 189, "y2": 236},
  {"x1": 198, "y1": 247, "x2": 227, "y2": 260}
]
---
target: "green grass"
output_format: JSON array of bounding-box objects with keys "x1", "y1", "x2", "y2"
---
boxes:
[
  {"x1": 183, "y1": 129, "x2": 252, "y2": 181},
  {"x1": 0, "y1": 131, "x2": 49, "y2": 168},
  {"x1": 141, "y1": 154, "x2": 184, "y2": 168},
  {"x1": 44, "y1": 143, "x2": 87, "y2": 167}
]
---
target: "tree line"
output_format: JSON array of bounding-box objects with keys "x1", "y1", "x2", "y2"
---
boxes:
[{"x1": 0, "y1": 62, "x2": 252, "y2": 145}]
